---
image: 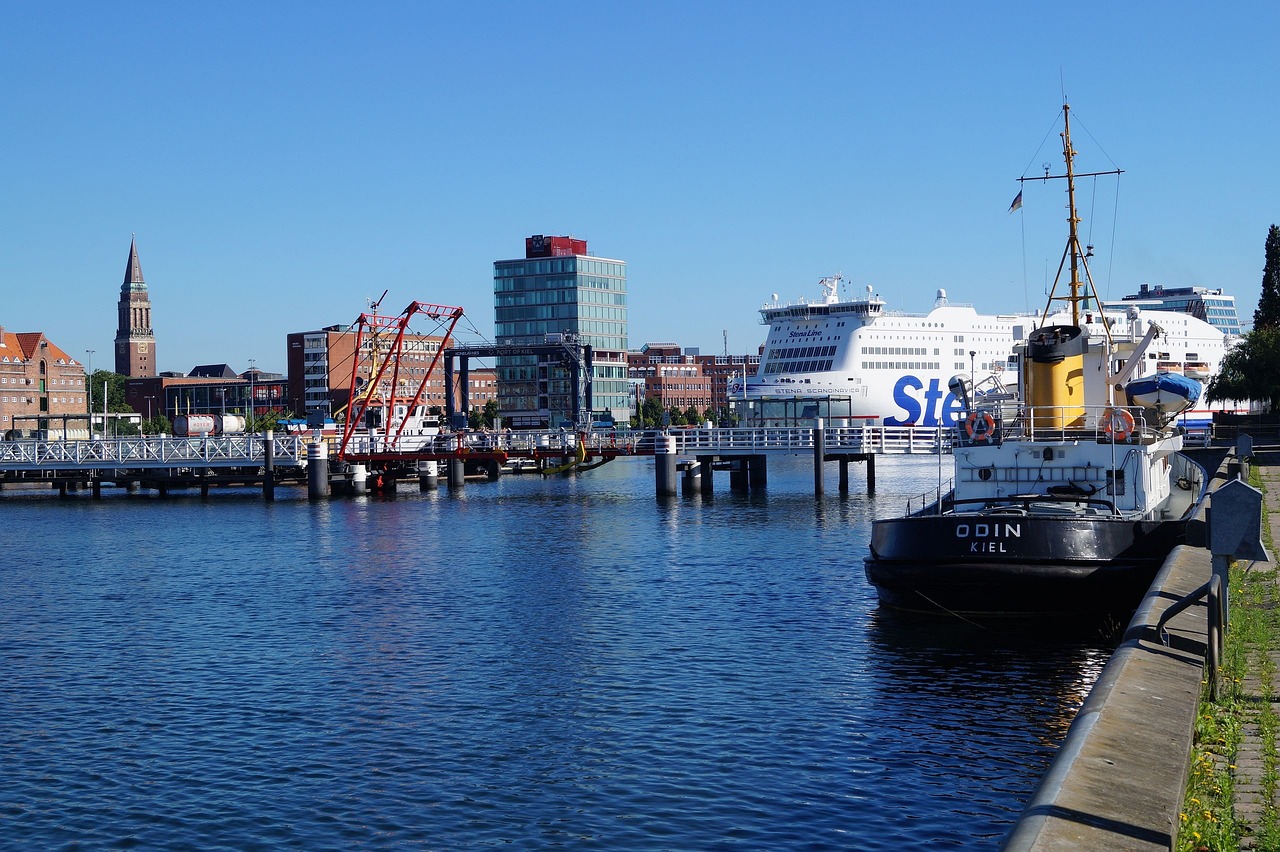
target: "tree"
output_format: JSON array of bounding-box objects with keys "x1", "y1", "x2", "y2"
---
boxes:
[
  {"x1": 143, "y1": 415, "x2": 171, "y2": 435},
  {"x1": 1253, "y1": 225, "x2": 1280, "y2": 330},
  {"x1": 639, "y1": 397, "x2": 664, "y2": 428},
  {"x1": 1210, "y1": 225, "x2": 1280, "y2": 410},
  {"x1": 248, "y1": 408, "x2": 288, "y2": 433},
  {"x1": 717, "y1": 405, "x2": 740, "y2": 426},
  {"x1": 1208, "y1": 327, "x2": 1280, "y2": 411},
  {"x1": 87, "y1": 370, "x2": 132, "y2": 414}
]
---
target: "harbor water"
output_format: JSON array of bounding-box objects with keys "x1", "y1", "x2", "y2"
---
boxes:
[{"x1": 0, "y1": 455, "x2": 1112, "y2": 849}]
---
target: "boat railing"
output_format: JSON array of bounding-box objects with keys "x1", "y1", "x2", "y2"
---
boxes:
[
  {"x1": 961, "y1": 403, "x2": 1156, "y2": 446},
  {"x1": 947, "y1": 495, "x2": 1122, "y2": 516},
  {"x1": 904, "y1": 478, "x2": 954, "y2": 516}
]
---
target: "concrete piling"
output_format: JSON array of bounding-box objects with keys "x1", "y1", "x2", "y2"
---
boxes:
[
  {"x1": 655, "y1": 435, "x2": 677, "y2": 497},
  {"x1": 307, "y1": 440, "x2": 329, "y2": 500},
  {"x1": 263, "y1": 430, "x2": 275, "y2": 502},
  {"x1": 813, "y1": 418, "x2": 825, "y2": 496},
  {"x1": 418, "y1": 460, "x2": 438, "y2": 491}
]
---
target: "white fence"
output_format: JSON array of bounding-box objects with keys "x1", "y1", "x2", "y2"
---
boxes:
[
  {"x1": 0, "y1": 434, "x2": 307, "y2": 471},
  {"x1": 0, "y1": 425, "x2": 954, "y2": 474},
  {"x1": 637, "y1": 425, "x2": 956, "y2": 455}
]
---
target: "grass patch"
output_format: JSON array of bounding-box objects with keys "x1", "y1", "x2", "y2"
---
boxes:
[{"x1": 1179, "y1": 465, "x2": 1280, "y2": 850}]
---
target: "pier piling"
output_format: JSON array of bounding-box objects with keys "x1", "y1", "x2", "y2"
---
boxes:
[
  {"x1": 263, "y1": 430, "x2": 275, "y2": 501},
  {"x1": 698, "y1": 455, "x2": 714, "y2": 496},
  {"x1": 813, "y1": 419, "x2": 825, "y2": 496},
  {"x1": 307, "y1": 440, "x2": 329, "y2": 500},
  {"x1": 655, "y1": 435, "x2": 677, "y2": 497},
  {"x1": 418, "y1": 460, "x2": 438, "y2": 491},
  {"x1": 681, "y1": 461, "x2": 700, "y2": 496}
]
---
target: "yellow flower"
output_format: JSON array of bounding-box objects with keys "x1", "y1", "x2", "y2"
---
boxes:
[{"x1": 1180, "y1": 812, "x2": 1188, "y2": 823}]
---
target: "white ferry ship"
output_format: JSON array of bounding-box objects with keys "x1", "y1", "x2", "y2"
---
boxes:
[{"x1": 729, "y1": 275, "x2": 1235, "y2": 427}]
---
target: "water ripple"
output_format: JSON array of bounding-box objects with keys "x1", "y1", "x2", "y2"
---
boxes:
[{"x1": 0, "y1": 457, "x2": 1108, "y2": 848}]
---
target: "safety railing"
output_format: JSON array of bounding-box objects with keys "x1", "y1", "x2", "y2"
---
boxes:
[
  {"x1": 961, "y1": 403, "x2": 1155, "y2": 446},
  {"x1": 0, "y1": 434, "x2": 307, "y2": 471}
]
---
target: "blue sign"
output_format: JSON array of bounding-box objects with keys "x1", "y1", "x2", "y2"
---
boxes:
[{"x1": 883, "y1": 375, "x2": 967, "y2": 426}]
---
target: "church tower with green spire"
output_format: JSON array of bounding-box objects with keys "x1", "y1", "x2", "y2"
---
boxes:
[{"x1": 114, "y1": 236, "x2": 157, "y2": 377}]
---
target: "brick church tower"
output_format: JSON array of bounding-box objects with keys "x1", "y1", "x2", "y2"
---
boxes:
[{"x1": 114, "y1": 236, "x2": 157, "y2": 377}]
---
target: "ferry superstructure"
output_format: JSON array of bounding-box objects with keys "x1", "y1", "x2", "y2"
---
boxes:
[{"x1": 730, "y1": 275, "x2": 1234, "y2": 427}]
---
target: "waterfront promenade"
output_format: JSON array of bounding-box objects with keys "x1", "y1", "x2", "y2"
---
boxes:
[
  {"x1": 1005, "y1": 450, "x2": 1277, "y2": 850},
  {"x1": 1234, "y1": 457, "x2": 1280, "y2": 848}
]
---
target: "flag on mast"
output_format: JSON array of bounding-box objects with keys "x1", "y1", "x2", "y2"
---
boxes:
[{"x1": 1008, "y1": 190, "x2": 1023, "y2": 213}]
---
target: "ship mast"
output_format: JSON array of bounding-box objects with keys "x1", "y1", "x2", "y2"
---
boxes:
[{"x1": 1021, "y1": 103, "x2": 1123, "y2": 328}]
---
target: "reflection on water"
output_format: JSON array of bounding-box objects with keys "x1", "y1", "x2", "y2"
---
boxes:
[{"x1": 0, "y1": 455, "x2": 1110, "y2": 849}]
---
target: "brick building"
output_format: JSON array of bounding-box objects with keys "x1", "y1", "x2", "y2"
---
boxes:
[
  {"x1": 286, "y1": 326, "x2": 495, "y2": 421},
  {"x1": 628, "y1": 343, "x2": 761, "y2": 415},
  {"x1": 125, "y1": 367, "x2": 289, "y2": 423},
  {"x1": 0, "y1": 327, "x2": 88, "y2": 438},
  {"x1": 628, "y1": 344, "x2": 713, "y2": 413}
]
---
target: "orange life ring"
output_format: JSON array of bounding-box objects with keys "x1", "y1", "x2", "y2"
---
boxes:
[
  {"x1": 964, "y1": 411, "x2": 996, "y2": 442},
  {"x1": 1103, "y1": 408, "x2": 1135, "y2": 441}
]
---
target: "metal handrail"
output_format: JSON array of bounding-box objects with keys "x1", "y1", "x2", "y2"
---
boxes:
[{"x1": 0, "y1": 434, "x2": 307, "y2": 471}]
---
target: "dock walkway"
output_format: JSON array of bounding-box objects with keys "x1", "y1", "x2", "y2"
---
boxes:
[{"x1": 1234, "y1": 460, "x2": 1280, "y2": 848}]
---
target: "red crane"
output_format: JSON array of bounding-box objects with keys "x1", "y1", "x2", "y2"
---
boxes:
[{"x1": 337, "y1": 299, "x2": 465, "y2": 460}]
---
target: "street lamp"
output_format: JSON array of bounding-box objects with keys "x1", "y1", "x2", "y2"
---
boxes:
[
  {"x1": 85, "y1": 349, "x2": 94, "y2": 429},
  {"x1": 247, "y1": 358, "x2": 256, "y2": 426}
]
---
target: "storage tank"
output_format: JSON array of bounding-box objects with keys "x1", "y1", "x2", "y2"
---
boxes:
[
  {"x1": 173, "y1": 414, "x2": 217, "y2": 436},
  {"x1": 214, "y1": 414, "x2": 245, "y2": 434}
]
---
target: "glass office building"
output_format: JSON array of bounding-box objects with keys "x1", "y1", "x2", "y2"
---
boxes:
[
  {"x1": 1120, "y1": 284, "x2": 1243, "y2": 336},
  {"x1": 494, "y1": 235, "x2": 629, "y2": 427}
]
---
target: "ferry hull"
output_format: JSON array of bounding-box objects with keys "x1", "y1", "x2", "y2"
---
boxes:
[{"x1": 864, "y1": 514, "x2": 1186, "y2": 617}]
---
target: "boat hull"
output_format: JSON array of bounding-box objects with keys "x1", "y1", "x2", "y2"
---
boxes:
[{"x1": 864, "y1": 513, "x2": 1186, "y2": 617}]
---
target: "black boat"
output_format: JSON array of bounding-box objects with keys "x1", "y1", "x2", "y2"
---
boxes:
[{"x1": 863, "y1": 103, "x2": 1210, "y2": 617}]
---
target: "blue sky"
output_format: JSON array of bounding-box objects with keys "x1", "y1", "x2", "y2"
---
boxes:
[{"x1": 2, "y1": 2, "x2": 1277, "y2": 374}]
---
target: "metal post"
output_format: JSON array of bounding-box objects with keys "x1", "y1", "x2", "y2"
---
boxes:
[
  {"x1": 307, "y1": 440, "x2": 329, "y2": 499},
  {"x1": 85, "y1": 349, "x2": 94, "y2": 423},
  {"x1": 1207, "y1": 574, "x2": 1222, "y2": 701},
  {"x1": 813, "y1": 417, "x2": 825, "y2": 496},
  {"x1": 656, "y1": 435, "x2": 677, "y2": 497},
  {"x1": 247, "y1": 359, "x2": 256, "y2": 429},
  {"x1": 418, "y1": 460, "x2": 438, "y2": 491},
  {"x1": 262, "y1": 429, "x2": 275, "y2": 501},
  {"x1": 698, "y1": 455, "x2": 714, "y2": 496}
]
